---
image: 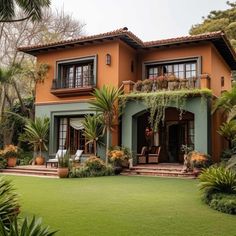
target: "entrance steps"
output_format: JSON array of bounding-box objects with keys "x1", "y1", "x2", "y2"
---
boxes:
[
  {"x1": 122, "y1": 163, "x2": 197, "y2": 178},
  {"x1": 0, "y1": 165, "x2": 58, "y2": 178}
]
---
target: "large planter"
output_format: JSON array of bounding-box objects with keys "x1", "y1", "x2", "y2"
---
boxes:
[
  {"x1": 35, "y1": 156, "x2": 45, "y2": 165},
  {"x1": 7, "y1": 157, "x2": 17, "y2": 167},
  {"x1": 58, "y1": 167, "x2": 69, "y2": 178}
]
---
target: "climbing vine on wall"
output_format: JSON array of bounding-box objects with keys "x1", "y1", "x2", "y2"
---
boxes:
[{"x1": 119, "y1": 89, "x2": 212, "y2": 132}]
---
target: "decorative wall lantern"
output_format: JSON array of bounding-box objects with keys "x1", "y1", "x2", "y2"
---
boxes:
[{"x1": 106, "y1": 53, "x2": 111, "y2": 65}]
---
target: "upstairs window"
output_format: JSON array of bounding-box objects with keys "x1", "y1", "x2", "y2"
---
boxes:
[
  {"x1": 55, "y1": 56, "x2": 97, "y2": 90},
  {"x1": 61, "y1": 62, "x2": 94, "y2": 88},
  {"x1": 146, "y1": 61, "x2": 197, "y2": 79}
]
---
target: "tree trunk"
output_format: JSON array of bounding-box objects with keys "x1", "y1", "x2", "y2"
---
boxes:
[
  {"x1": 106, "y1": 129, "x2": 110, "y2": 166},
  {"x1": 12, "y1": 80, "x2": 27, "y2": 114},
  {"x1": 94, "y1": 140, "x2": 97, "y2": 156},
  {"x1": 0, "y1": 85, "x2": 6, "y2": 122}
]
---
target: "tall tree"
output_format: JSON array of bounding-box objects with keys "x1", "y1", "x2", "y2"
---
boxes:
[
  {"x1": 0, "y1": 8, "x2": 85, "y2": 146},
  {"x1": 190, "y1": 1, "x2": 236, "y2": 49},
  {"x1": 0, "y1": 0, "x2": 50, "y2": 23},
  {"x1": 89, "y1": 86, "x2": 122, "y2": 166}
]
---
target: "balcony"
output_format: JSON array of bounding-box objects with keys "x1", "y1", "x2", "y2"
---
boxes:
[
  {"x1": 122, "y1": 74, "x2": 211, "y2": 94},
  {"x1": 51, "y1": 78, "x2": 95, "y2": 97}
]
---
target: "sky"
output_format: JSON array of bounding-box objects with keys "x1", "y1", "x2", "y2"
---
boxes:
[{"x1": 51, "y1": 0, "x2": 229, "y2": 41}]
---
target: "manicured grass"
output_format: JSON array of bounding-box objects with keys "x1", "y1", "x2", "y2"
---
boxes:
[{"x1": 4, "y1": 175, "x2": 236, "y2": 236}]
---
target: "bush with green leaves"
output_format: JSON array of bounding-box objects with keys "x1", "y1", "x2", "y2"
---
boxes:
[
  {"x1": 198, "y1": 166, "x2": 236, "y2": 214},
  {"x1": 18, "y1": 151, "x2": 33, "y2": 166},
  {"x1": 209, "y1": 193, "x2": 236, "y2": 215},
  {"x1": 84, "y1": 156, "x2": 106, "y2": 172},
  {"x1": 70, "y1": 159, "x2": 114, "y2": 178},
  {"x1": 0, "y1": 155, "x2": 7, "y2": 169},
  {"x1": 0, "y1": 177, "x2": 19, "y2": 227},
  {"x1": 0, "y1": 216, "x2": 57, "y2": 236},
  {"x1": 199, "y1": 166, "x2": 236, "y2": 198},
  {"x1": 58, "y1": 152, "x2": 70, "y2": 168}
]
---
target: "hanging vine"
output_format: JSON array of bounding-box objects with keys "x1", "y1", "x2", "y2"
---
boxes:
[{"x1": 119, "y1": 89, "x2": 212, "y2": 132}]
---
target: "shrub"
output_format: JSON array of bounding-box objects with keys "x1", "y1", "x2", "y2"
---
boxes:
[
  {"x1": 0, "y1": 145, "x2": 19, "y2": 158},
  {"x1": 220, "y1": 148, "x2": 236, "y2": 160},
  {"x1": 199, "y1": 166, "x2": 236, "y2": 204},
  {"x1": 85, "y1": 156, "x2": 106, "y2": 172},
  {"x1": 18, "y1": 151, "x2": 33, "y2": 165},
  {"x1": 108, "y1": 146, "x2": 131, "y2": 167},
  {"x1": 0, "y1": 177, "x2": 19, "y2": 228},
  {"x1": 0, "y1": 216, "x2": 57, "y2": 236},
  {"x1": 70, "y1": 164, "x2": 114, "y2": 178},
  {"x1": 209, "y1": 193, "x2": 236, "y2": 215},
  {"x1": 0, "y1": 155, "x2": 7, "y2": 169},
  {"x1": 189, "y1": 151, "x2": 211, "y2": 168}
]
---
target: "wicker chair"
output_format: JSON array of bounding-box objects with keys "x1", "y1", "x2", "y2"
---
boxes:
[
  {"x1": 148, "y1": 146, "x2": 161, "y2": 163},
  {"x1": 137, "y1": 146, "x2": 148, "y2": 164}
]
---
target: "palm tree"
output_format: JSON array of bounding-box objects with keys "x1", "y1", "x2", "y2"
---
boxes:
[
  {"x1": 82, "y1": 115, "x2": 104, "y2": 156},
  {"x1": 89, "y1": 86, "x2": 122, "y2": 165},
  {"x1": 0, "y1": 0, "x2": 50, "y2": 23},
  {"x1": 23, "y1": 117, "x2": 50, "y2": 158},
  {"x1": 213, "y1": 86, "x2": 236, "y2": 148},
  {"x1": 213, "y1": 86, "x2": 236, "y2": 116},
  {"x1": 218, "y1": 120, "x2": 236, "y2": 148}
]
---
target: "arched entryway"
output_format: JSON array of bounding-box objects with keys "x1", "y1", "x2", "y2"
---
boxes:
[
  {"x1": 121, "y1": 97, "x2": 210, "y2": 165},
  {"x1": 137, "y1": 108, "x2": 194, "y2": 163}
]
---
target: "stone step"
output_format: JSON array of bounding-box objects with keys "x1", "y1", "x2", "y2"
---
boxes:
[
  {"x1": 122, "y1": 169, "x2": 197, "y2": 178},
  {"x1": 11, "y1": 167, "x2": 57, "y2": 172},
  {"x1": 130, "y1": 167, "x2": 183, "y2": 172},
  {"x1": 0, "y1": 168, "x2": 58, "y2": 177}
]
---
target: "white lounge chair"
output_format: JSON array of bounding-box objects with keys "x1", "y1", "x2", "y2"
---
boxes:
[
  {"x1": 46, "y1": 149, "x2": 67, "y2": 168},
  {"x1": 71, "y1": 150, "x2": 83, "y2": 162}
]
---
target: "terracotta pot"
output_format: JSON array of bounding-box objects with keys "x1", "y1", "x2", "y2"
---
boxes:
[
  {"x1": 7, "y1": 157, "x2": 17, "y2": 167},
  {"x1": 58, "y1": 167, "x2": 69, "y2": 178},
  {"x1": 35, "y1": 156, "x2": 45, "y2": 165}
]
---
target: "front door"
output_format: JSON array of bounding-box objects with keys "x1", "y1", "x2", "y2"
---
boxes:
[{"x1": 167, "y1": 123, "x2": 186, "y2": 162}]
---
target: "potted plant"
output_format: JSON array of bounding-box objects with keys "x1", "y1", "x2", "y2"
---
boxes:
[
  {"x1": 133, "y1": 80, "x2": 143, "y2": 92},
  {"x1": 22, "y1": 117, "x2": 49, "y2": 165},
  {"x1": 2, "y1": 145, "x2": 19, "y2": 167},
  {"x1": 181, "y1": 144, "x2": 193, "y2": 173},
  {"x1": 141, "y1": 79, "x2": 153, "y2": 92},
  {"x1": 108, "y1": 146, "x2": 131, "y2": 174},
  {"x1": 58, "y1": 152, "x2": 70, "y2": 178}
]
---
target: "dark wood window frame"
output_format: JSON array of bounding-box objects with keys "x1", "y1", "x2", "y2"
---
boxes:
[
  {"x1": 51, "y1": 55, "x2": 97, "y2": 97},
  {"x1": 57, "y1": 116, "x2": 94, "y2": 155},
  {"x1": 146, "y1": 61, "x2": 197, "y2": 79},
  {"x1": 143, "y1": 57, "x2": 201, "y2": 86}
]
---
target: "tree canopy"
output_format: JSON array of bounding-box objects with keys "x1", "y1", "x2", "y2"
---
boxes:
[
  {"x1": 190, "y1": 1, "x2": 236, "y2": 49},
  {"x1": 0, "y1": 0, "x2": 50, "y2": 22}
]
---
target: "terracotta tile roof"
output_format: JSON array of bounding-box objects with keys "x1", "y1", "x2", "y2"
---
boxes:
[
  {"x1": 144, "y1": 31, "x2": 223, "y2": 47},
  {"x1": 18, "y1": 28, "x2": 236, "y2": 69},
  {"x1": 18, "y1": 28, "x2": 227, "y2": 52},
  {"x1": 18, "y1": 27, "x2": 144, "y2": 51}
]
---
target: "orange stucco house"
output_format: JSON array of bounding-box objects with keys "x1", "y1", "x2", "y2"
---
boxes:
[{"x1": 19, "y1": 27, "x2": 236, "y2": 163}]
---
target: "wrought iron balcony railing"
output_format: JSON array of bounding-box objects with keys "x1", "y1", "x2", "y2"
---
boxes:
[{"x1": 51, "y1": 77, "x2": 95, "y2": 97}]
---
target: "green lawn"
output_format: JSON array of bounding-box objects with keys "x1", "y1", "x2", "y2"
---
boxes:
[{"x1": 4, "y1": 175, "x2": 236, "y2": 236}]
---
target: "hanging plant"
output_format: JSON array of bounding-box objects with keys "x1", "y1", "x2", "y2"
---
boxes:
[{"x1": 119, "y1": 89, "x2": 212, "y2": 132}]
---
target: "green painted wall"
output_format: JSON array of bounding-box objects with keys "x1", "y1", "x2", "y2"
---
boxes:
[
  {"x1": 121, "y1": 97, "x2": 210, "y2": 163},
  {"x1": 35, "y1": 102, "x2": 106, "y2": 160}
]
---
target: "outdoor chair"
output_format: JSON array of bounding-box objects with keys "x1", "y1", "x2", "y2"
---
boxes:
[
  {"x1": 137, "y1": 146, "x2": 161, "y2": 164},
  {"x1": 137, "y1": 146, "x2": 148, "y2": 164},
  {"x1": 70, "y1": 149, "x2": 83, "y2": 162},
  {"x1": 148, "y1": 146, "x2": 161, "y2": 163},
  {"x1": 46, "y1": 149, "x2": 67, "y2": 168}
]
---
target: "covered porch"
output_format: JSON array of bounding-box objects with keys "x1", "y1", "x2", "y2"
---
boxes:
[{"x1": 121, "y1": 96, "x2": 211, "y2": 165}]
